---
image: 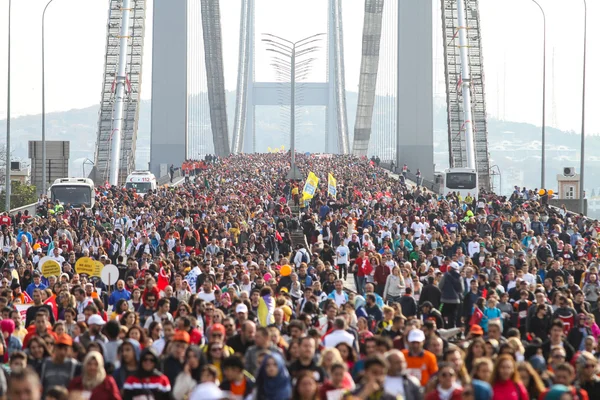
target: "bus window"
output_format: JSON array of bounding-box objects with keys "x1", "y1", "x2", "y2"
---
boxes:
[{"x1": 445, "y1": 172, "x2": 476, "y2": 190}]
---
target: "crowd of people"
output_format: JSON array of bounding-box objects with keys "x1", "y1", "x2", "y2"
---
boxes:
[{"x1": 0, "y1": 152, "x2": 599, "y2": 400}]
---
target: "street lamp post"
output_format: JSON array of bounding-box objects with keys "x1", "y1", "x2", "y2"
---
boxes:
[
  {"x1": 41, "y1": 0, "x2": 55, "y2": 194},
  {"x1": 5, "y1": 0, "x2": 11, "y2": 212},
  {"x1": 530, "y1": 0, "x2": 546, "y2": 189},
  {"x1": 262, "y1": 33, "x2": 325, "y2": 180},
  {"x1": 579, "y1": 0, "x2": 587, "y2": 213}
]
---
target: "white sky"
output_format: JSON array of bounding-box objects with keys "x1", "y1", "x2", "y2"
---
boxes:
[{"x1": 0, "y1": 0, "x2": 597, "y2": 136}]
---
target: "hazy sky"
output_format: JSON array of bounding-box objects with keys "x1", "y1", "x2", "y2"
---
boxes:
[{"x1": 0, "y1": 0, "x2": 597, "y2": 136}]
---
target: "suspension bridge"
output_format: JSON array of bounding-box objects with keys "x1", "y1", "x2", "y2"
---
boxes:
[{"x1": 89, "y1": 0, "x2": 491, "y2": 191}]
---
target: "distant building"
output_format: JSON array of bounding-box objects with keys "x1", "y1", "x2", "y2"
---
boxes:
[{"x1": 556, "y1": 167, "x2": 580, "y2": 200}]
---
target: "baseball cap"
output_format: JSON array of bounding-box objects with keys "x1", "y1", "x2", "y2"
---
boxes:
[
  {"x1": 172, "y1": 330, "x2": 191, "y2": 344},
  {"x1": 236, "y1": 304, "x2": 248, "y2": 314},
  {"x1": 470, "y1": 325, "x2": 484, "y2": 336},
  {"x1": 211, "y1": 323, "x2": 226, "y2": 335},
  {"x1": 449, "y1": 262, "x2": 460, "y2": 271},
  {"x1": 88, "y1": 314, "x2": 106, "y2": 326},
  {"x1": 56, "y1": 333, "x2": 73, "y2": 346},
  {"x1": 407, "y1": 329, "x2": 426, "y2": 343}
]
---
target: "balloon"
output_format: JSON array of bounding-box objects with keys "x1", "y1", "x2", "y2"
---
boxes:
[
  {"x1": 280, "y1": 265, "x2": 292, "y2": 277},
  {"x1": 539, "y1": 189, "x2": 546, "y2": 196},
  {"x1": 548, "y1": 190, "x2": 554, "y2": 196},
  {"x1": 263, "y1": 273, "x2": 273, "y2": 282}
]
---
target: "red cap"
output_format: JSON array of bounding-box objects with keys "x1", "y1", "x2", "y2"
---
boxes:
[
  {"x1": 211, "y1": 323, "x2": 226, "y2": 335},
  {"x1": 470, "y1": 325, "x2": 484, "y2": 336}
]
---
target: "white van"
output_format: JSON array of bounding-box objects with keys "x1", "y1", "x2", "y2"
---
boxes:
[{"x1": 125, "y1": 171, "x2": 157, "y2": 194}]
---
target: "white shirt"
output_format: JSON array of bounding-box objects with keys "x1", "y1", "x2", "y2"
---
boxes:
[
  {"x1": 197, "y1": 290, "x2": 216, "y2": 303},
  {"x1": 384, "y1": 376, "x2": 406, "y2": 397},
  {"x1": 336, "y1": 245, "x2": 349, "y2": 265},
  {"x1": 468, "y1": 241, "x2": 481, "y2": 258},
  {"x1": 411, "y1": 222, "x2": 426, "y2": 237},
  {"x1": 333, "y1": 291, "x2": 347, "y2": 307},
  {"x1": 323, "y1": 329, "x2": 354, "y2": 348}
]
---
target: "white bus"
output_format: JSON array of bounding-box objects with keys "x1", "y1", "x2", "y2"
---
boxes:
[
  {"x1": 125, "y1": 171, "x2": 157, "y2": 194},
  {"x1": 49, "y1": 178, "x2": 95, "y2": 208},
  {"x1": 436, "y1": 168, "x2": 478, "y2": 199}
]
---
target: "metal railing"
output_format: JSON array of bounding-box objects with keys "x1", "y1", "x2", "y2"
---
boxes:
[{"x1": 379, "y1": 161, "x2": 441, "y2": 194}]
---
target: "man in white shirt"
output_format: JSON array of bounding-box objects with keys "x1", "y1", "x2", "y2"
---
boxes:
[
  {"x1": 143, "y1": 298, "x2": 174, "y2": 330},
  {"x1": 468, "y1": 236, "x2": 481, "y2": 258},
  {"x1": 197, "y1": 279, "x2": 216, "y2": 303},
  {"x1": 410, "y1": 217, "x2": 426, "y2": 237},
  {"x1": 336, "y1": 243, "x2": 350, "y2": 280},
  {"x1": 384, "y1": 350, "x2": 422, "y2": 398},
  {"x1": 327, "y1": 280, "x2": 348, "y2": 307},
  {"x1": 323, "y1": 317, "x2": 355, "y2": 348}
]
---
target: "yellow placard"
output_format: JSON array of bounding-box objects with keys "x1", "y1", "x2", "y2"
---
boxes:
[
  {"x1": 94, "y1": 261, "x2": 104, "y2": 277},
  {"x1": 40, "y1": 259, "x2": 61, "y2": 278},
  {"x1": 76, "y1": 257, "x2": 102, "y2": 277}
]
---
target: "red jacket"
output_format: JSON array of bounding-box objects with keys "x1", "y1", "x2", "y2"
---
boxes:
[
  {"x1": 425, "y1": 388, "x2": 463, "y2": 400},
  {"x1": 68, "y1": 375, "x2": 122, "y2": 400},
  {"x1": 355, "y1": 257, "x2": 373, "y2": 277}
]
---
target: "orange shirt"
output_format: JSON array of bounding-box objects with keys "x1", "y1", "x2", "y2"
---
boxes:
[
  {"x1": 401, "y1": 349, "x2": 438, "y2": 386},
  {"x1": 230, "y1": 379, "x2": 247, "y2": 397}
]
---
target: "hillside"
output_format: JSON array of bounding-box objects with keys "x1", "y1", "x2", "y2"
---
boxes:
[{"x1": 0, "y1": 92, "x2": 598, "y2": 196}]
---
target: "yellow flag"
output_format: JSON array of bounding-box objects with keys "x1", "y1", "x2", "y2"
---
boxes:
[
  {"x1": 267, "y1": 147, "x2": 272, "y2": 153},
  {"x1": 328, "y1": 173, "x2": 337, "y2": 199},
  {"x1": 302, "y1": 171, "x2": 319, "y2": 199}
]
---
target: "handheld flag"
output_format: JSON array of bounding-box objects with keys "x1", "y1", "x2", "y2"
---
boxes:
[
  {"x1": 328, "y1": 173, "x2": 337, "y2": 199},
  {"x1": 302, "y1": 172, "x2": 319, "y2": 199},
  {"x1": 267, "y1": 146, "x2": 272, "y2": 153}
]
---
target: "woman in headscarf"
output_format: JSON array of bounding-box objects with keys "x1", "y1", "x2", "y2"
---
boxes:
[
  {"x1": 113, "y1": 339, "x2": 141, "y2": 390},
  {"x1": 172, "y1": 346, "x2": 205, "y2": 400},
  {"x1": 255, "y1": 352, "x2": 293, "y2": 400},
  {"x1": 123, "y1": 348, "x2": 171, "y2": 400},
  {"x1": 68, "y1": 351, "x2": 121, "y2": 400}
]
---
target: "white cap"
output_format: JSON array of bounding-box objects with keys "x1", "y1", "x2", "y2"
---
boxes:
[
  {"x1": 408, "y1": 329, "x2": 426, "y2": 343},
  {"x1": 449, "y1": 262, "x2": 460, "y2": 271},
  {"x1": 235, "y1": 304, "x2": 248, "y2": 314},
  {"x1": 88, "y1": 314, "x2": 106, "y2": 326}
]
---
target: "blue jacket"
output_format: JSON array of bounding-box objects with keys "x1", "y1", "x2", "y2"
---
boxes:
[
  {"x1": 26, "y1": 282, "x2": 47, "y2": 298},
  {"x1": 327, "y1": 290, "x2": 348, "y2": 303},
  {"x1": 109, "y1": 288, "x2": 131, "y2": 306}
]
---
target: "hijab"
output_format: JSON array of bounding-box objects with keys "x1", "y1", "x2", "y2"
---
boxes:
[
  {"x1": 137, "y1": 347, "x2": 162, "y2": 378},
  {"x1": 256, "y1": 352, "x2": 292, "y2": 400}
]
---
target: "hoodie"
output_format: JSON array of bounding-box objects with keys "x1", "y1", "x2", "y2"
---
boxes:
[{"x1": 123, "y1": 348, "x2": 171, "y2": 400}]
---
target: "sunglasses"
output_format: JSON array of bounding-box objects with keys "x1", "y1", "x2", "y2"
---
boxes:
[
  {"x1": 211, "y1": 347, "x2": 223, "y2": 352},
  {"x1": 439, "y1": 372, "x2": 455, "y2": 378},
  {"x1": 142, "y1": 358, "x2": 155, "y2": 363}
]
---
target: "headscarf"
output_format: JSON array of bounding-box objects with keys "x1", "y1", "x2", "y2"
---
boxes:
[
  {"x1": 82, "y1": 351, "x2": 107, "y2": 390},
  {"x1": 256, "y1": 352, "x2": 292, "y2": 400},
  {"x1": 186, "y1": 345, "x2": 204, "y2": 382},
  {"x1": 543, "y1": 385, "x2": 570, "y2": 400},
  {"x1": 137, "y1": 347, "x2": 162, "y2": 378}
]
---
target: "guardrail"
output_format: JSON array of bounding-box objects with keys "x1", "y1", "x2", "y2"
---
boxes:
[
  {"x1": 379, "y1": 161, "x2": 441, "y2": 194},
  {"x1": 157, "y1": 168, "x2": 182, "y2": 186},
  {"x1": 9, "y1": 202, "x2": 37, "y2": 216}
]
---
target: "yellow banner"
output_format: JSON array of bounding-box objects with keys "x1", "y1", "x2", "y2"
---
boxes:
[
  {"x1": 328, "y1": 173, "x2": 337, "y2": 199},
  {"x1": 76, "y1": 257, "x2": 103, "y2": 277},
  {"x1": 41, "y1": 259, "x2": 61, "y2": 277},
  {"x1": 302, "y1": 171, "x2": 319, "y2": 199}
]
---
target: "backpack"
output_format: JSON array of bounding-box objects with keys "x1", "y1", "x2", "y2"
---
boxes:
[{"x1": 300, "y1": 250, "x2": 309, "y2": 264}]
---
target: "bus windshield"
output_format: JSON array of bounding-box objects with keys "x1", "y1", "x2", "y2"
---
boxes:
[
  {"x1": 125, "y1": 182, "x2": 153, "y2": 193},
  {"x1": 51, "y1": 186, "x2": 92, "y2": 207},
  {"x1": 446, "y1": 172, "x2": 477, "y2": 190}
]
